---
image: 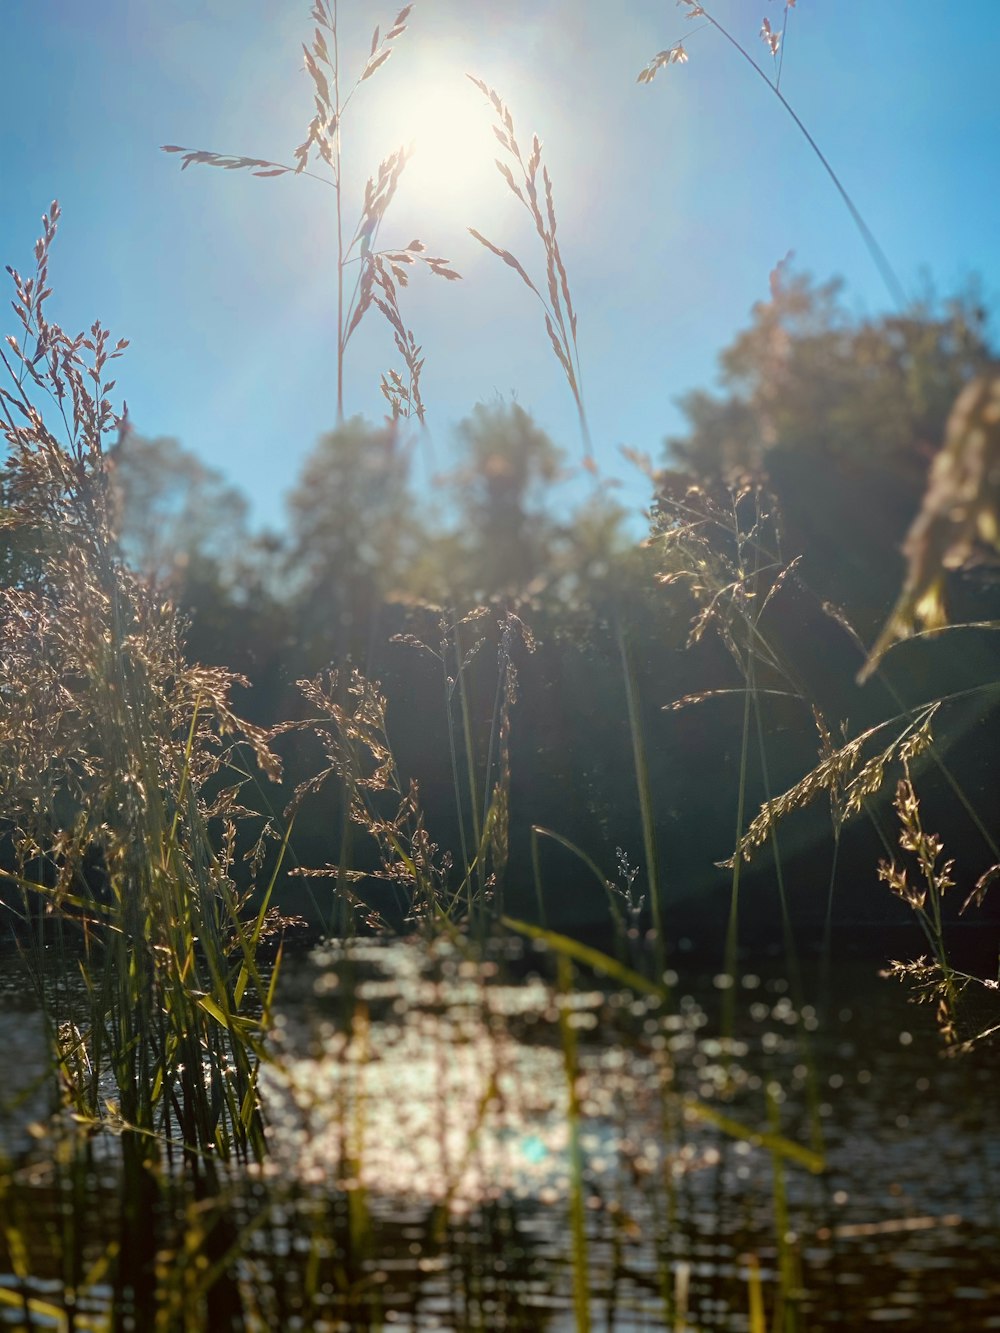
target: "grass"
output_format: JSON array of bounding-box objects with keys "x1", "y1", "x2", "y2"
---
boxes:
[
  {"x1": 0, "y1": 203, "x2": 295, "y2": 1327},
  {"x1": 2, "y1": 2, "x2": 1000, "y2": 1329},
  {"x1": 162, "y1": 1, "x2": 459, "y2": 428},
  {"x1": 466, "y1": 77, "x2": 592, "y2": 462}
]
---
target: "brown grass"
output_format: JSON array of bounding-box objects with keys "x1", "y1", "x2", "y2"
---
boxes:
[{"x1": 467, "y1": 77, "x2": 593, "y2": 464}]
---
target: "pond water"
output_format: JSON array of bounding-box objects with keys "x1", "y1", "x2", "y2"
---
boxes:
[{"x1": 1, "y1": 936, "x2": 997, "y2": 1330}]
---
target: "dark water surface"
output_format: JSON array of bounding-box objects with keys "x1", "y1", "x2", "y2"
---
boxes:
[{"x1": 1, "y1": 938, "x2": 998, "y2": 1330}]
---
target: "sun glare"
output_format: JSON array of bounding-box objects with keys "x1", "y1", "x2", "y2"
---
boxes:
[{"x1": 371, "y1": 65, "x2": 501, "y2": 227}]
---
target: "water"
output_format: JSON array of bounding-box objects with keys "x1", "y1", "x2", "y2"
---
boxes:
[
  {"x1": 1, "y1": 937, "x2": 998, "y2": 1329},
  {"x1": 256, "y1": 938, "x2": 999, "y2": 1329}
]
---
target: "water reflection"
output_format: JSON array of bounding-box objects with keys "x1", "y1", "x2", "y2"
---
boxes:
[
  {"x1": 1, "y1": 939, "x2": 997, "y2": 1329},
  {"x1": 255, "y1": 938, "x2": 999, "y2": 1329}
]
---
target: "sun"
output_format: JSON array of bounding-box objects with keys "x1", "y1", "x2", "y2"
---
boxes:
[
  {"x1": 364, "y1": 59, "x2": 503, "y2": 228},
  {"x1": 406, "y1": 77, "x2": 493, "y2": 198}
]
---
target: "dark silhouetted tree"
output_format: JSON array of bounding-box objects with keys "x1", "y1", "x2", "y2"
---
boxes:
[
  {"x1": 664, "y1": 272, "x2": 996, "y2": 630},
  {"x1": 285, "y1": 418, "x2": 422, "y2": 669}
]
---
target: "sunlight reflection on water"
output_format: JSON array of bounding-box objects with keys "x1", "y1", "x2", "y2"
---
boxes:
[
  {"x1": 252, "y1": 936, "x2": 1000, "y2": 1328},
  {"x1": 262, "y1": 940, "x2": 612, "y2": 1209},
  {"x1": 260, "y1": 934, "x2": 823, "y2": 1222},
  {"x1": 2, "y1": 940, "x2": 998, "y2": 1329}
]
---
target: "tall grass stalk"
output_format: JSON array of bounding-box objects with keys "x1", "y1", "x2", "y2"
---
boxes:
[
  {"x1": 638, "y1": 1, "x2": 907, "y2": 311},
  {"x1": 450, "y1": 614, "x2": 482, "y2": 905},
  {"x1": 766, "y1": 1081, "x2": 796, "y2": 1333},
  {"x1": 476, "y1": 612, "x2": 527, "y2": 926},
  {"x1": 556, "y1": 954, "x2": 591, "y2": 1333},
  {"x1": 746, "y1": 1252, "x2": 767, "y2": 1333},
  {"x1": 672, "y1": 1261, "x2": 691, "y2": 1333},
  {"x1": 724, "y1": 492, "x2": 768, "y2": 1045},
  {"x1": 653, "y1": 485, "x2": 799, "y2": 1040},
  {"x1": 285, "y1": 626, "x2": 521, "y2": 931},
  {"x1": 650, "y1": 1026, "x2": 682, "y2": 1329},
  {"x1": 750, "y1": 691, "x2": 824, "y2": 1155},
  {"x1": 617, "y1": 622, "x2": 666, "y2": 971},
  {"x1": 392, "y1": 609, "x2": 488, "y2": 915},
  {"x1": 346, "y1": 1000, "x2": 372, "y2": 1272},
  {"x1": 725, "y1": 666, "x2": 755, "y2": 1047},
  {"x1": 163, "y1": 1, "x2": 459, "y2": 425},
  {"x1": 526, "y1": 827, "x2": 631, "y2": 959},
  {"x1": 468, "y1": 79, "x2": 592, "y2": 461}
]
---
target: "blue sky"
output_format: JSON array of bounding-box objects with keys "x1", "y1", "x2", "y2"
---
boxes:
[{"x1": 3, "y1": 1, "x2": 999, "y2": 530}]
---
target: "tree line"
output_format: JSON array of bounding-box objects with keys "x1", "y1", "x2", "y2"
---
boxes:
[{"x1": 8, "y1": 275, "x2": 999, "y2": 951}]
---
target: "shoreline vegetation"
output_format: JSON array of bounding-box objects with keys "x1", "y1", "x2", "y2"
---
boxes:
[{"x1": 2, "y1": 2, "x2": 999, "y2": 1328}]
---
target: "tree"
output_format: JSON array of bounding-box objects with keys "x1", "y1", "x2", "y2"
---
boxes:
[
  {"x1": 107, "y1": 432, "x2": 254, "y2": 590},
  {"x1": 438, "y1": 402, "x2": 566, "y2": 603},
  {"x1": 285, "y1": 418, "x2": 423, "y2": 668},
  {"x1": 664, "y1": 272, "x2": 996, "y2": 629},
  {"x1": 105, "y1": 431, "x2": 291, "y2": 704}
]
